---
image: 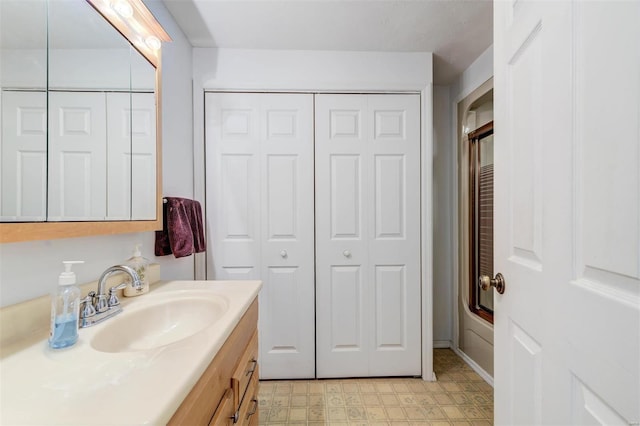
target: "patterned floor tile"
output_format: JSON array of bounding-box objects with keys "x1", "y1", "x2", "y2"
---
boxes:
[{"x1": 257, "y1": 349, "x2": 494, "y2": 425}]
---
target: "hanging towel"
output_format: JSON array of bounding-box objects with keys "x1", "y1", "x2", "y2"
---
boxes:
[{"x1": 155, "y1": 197, "x2": 206, "y2": 258}]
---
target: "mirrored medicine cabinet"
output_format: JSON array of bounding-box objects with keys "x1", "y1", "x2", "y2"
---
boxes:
[{"x1": 0, "y1": 0, "x2": 170, "y2": 243}]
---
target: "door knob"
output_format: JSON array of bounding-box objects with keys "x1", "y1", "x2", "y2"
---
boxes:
[
  {"x1": 343, "y1": 250, "x2": 351, "y2": 258},
  {"x1": 478, "y1": 273, "x2": 506, "y2": 294},
  {"x1": 280, "y1": 250, "x2": 288, "y2": 258}
]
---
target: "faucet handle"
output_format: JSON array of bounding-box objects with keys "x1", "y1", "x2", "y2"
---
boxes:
[
  {"x1": 80, "y1": 293, "x2": 96, "y2": 318},
  {"x1": 108, "y1": 283, "x2": 127, "y2": 307}
]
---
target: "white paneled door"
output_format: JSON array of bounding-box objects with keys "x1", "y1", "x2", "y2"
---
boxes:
[
  {"x1": 206, "y1": 93, "x2": 315, "y2": 379},
  {"x1": 106, "y1": 92, "x2": 156, "y2": 220},
  {"x1": 48, "y1": 91, "x2": 106, "y2": 221},
  {"x1": 315, "y1": 94, "x2": 421, "y2": 378},
  {"x1": 1, "y1": 90, "x2": 47, "y2": 221},
  {"x1": 494, "y1": 1, "x2": 639, "y2": 424}
]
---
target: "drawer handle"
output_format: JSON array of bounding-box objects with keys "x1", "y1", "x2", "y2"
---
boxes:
[
  {"x1": 246, "y1": 398, "x2": 258, "y2": 419},
  {"x1": 245, "y1": 359, "x2": 257, "y2": 376}
]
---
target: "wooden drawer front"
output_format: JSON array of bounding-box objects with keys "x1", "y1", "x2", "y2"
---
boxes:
[
  {"x1": 237, "y1": 365, "x2": 259, "y2": 426},
  {"x1": 209, "y1": 388, "x2": 234, "y2": 426},
  {"x1": 231, "y1": 330, "x2": 258, "y2": 408}
]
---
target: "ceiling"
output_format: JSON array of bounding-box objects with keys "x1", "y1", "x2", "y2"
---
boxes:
[{"x1": 160, "y1": 0, "x2": 493, "y2": 85}]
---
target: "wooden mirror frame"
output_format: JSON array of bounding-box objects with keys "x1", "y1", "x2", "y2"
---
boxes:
[{"x1": 0, "y1": 0, "x2": 170, "y2": 243}]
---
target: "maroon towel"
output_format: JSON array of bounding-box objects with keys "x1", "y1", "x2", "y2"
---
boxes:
[{"x1": 155, "y1": 197, "x2": 206, "y2": 258}]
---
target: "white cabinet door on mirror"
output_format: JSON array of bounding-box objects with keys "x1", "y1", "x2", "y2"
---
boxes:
[
  {"x1": 1, "y1": 91, "x2": 47, "y2": 222},
  {"x1": 315, "y1": 94, "x2": 421, "y2": 378},
  {"x1": 106, "y1": 92, "x2": 132, "y2": 220},
  {"x1": 206, "y1": 92, "x2": 315, "y2": 379},
  {"x1": 106, "y1": 92, "x2": 156, "y2": 220},
  {"x1": 130, "y1": 92, "x2": 156, "y2": 220},
  {"x1": 48, "y1": 91, "x2": 106, "y2": 221}
]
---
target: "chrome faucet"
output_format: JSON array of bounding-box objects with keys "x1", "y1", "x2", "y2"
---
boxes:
[{"x1": 79, "y1": 265, "x2": 143, "y2": 328}]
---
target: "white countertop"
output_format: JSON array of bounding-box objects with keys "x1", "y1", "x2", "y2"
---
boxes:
[{"x1": 0, "y1": 280, "x2": 261, "y2": 425}]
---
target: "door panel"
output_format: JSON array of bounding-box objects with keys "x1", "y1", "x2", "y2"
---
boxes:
[
  {"x1": 374, "y1": 155, "x2": 405, "y2": 238},
  {"x1": 330, "y1": 155, "x2": 362, "y2": 238},
  {"x1": 494, "y1": 1, "x2": 639, "y2": 424},
  {"x1": 374, "y1": 265, "x2": 406, "y2": 348},
  {"x1": 316, "y1": 94, "x2": 421, "y2": 378},
  {"x1": 368, "y1": 94, "x2": 421, "y2": 375},
  {"x1": 316, "y1": 95, "x2": 369, "y2": 378},
  {"x1": 206, "y1": 92, "x2": 315, "y2": 379},
  {"x1": 259, "y1": 94, "x2": 315, "y2": 379},
  {"x1": 207, "y1": 93, "x2": 261, "y2": 279},
  {"x1": 265, "y1": 155, "x2": 297, "y2": 238},
  {"x1": 130, "y1": 92, "x2": 156, "y2": 220},
  {"x1": 1, "y1": 91, "x2": 47, "y2": 221},
  {"x1": 106, "y1": 92, "x2": 131, "y2": 220},
  {"x1": 48, "y1": 91, "x2": 106, "y2": 221}
]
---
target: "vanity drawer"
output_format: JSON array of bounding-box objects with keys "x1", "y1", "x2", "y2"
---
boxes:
[
  {"x1": 237, "y1": 365, "x2": 259, "y2": 426},
  {"x1": 231, "y1": 330, "x2": 258, "y2": 408},
  {"x1": 209, "y1": 388, "x2": 234, "y2": 426}
]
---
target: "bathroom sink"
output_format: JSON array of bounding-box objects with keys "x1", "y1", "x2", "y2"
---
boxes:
[{"x1": 90, "y1": 291, "x2": 229, "y2": 353}]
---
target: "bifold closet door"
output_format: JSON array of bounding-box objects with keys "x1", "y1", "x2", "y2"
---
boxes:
[
  {"x1": 315, "y1": 94, "x2": 422, "y2": 378},
  {"x1": 205, "y1": 92, "x2": 315, "y2": 379}
]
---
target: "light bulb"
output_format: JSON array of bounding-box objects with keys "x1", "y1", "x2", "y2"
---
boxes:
[
  {"x1": 145, "y1": 36, "x2": 161, "y2": 51},
  {"x1": 113, "y1": 1, "x2": 133, "y2": 18}
]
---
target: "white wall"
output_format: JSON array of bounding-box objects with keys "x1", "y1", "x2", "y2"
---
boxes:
[
  {"x1": 450, "y1": 45, "x2": 494, "y2": 104},
  {"x1": 430, "y1": 46, "x2": 493, "y2": 348},
  {"x1": 0, "y1": 0, "x2": 195, "y2": 308},
  {"x1": 432, "y1": 85, "x2": 453, "y2": 345},
  {"x1": 194, "y1": 48, "x2": 432, "y2": 91}
]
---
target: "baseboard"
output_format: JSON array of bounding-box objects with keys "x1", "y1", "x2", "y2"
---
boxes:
[
  {"x1": 451, "y1": 347, "x2": 494, "y2": 387},
  {"x1": 433, "y1": 340, "x2": 452, "y2": 349}
]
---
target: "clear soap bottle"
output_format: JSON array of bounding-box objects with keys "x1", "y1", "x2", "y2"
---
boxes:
[
  {"x1": 124, "y1": 243, "x2": 150, "y2": 297},
  {"x1": 49, "y1": 261, "x2": 83, "y2": 349}
]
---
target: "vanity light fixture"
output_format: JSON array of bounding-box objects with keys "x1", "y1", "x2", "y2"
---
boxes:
[{"x1": 86, "y1": 0, "x2": 171, "y2": 67}]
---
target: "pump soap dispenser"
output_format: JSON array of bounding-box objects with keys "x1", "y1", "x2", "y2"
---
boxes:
[
  {"x1": 124, "y1": 243, "x2": 150, "y2": 297},
  {"x1": 49, "y1": 260, "x2": 83, "y2": 349}
]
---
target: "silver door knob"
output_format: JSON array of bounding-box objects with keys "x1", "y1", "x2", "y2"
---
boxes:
[
  {"x1": 280, "y1": 250, "x2": 288, "y2": 258},
  {"x1": 343, "y1": 250, "x2": 351, "y2": 258},
  {"x1": 478, "y1": 273, "x2": 506, "y2": 294}
]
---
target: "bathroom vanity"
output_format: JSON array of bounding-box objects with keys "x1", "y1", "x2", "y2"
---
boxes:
[
  {"x1": 169, "y1": 299, "x2": 259, "y2": 425},
  {"x1": 0, "y1": 280, "x2": 261, "y2": 425}
]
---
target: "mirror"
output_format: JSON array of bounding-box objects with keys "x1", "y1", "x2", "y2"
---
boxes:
[{"x1": 0, "y1": 0, "x2": 168, "y2": 241}]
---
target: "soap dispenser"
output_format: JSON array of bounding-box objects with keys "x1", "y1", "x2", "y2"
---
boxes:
[
  {"x1": 49, "y1": 260, "x2": 83, "y2": 349},
  {"x1": 124, "y1": 243, "x2": 150, "y2": 297}
]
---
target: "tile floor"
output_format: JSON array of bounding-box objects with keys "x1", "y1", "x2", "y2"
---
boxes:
[{"x1": 257, "y1": 348, "x2": 493, "y2": 425}]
